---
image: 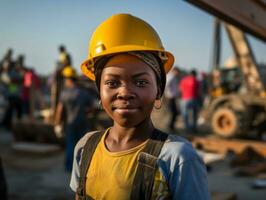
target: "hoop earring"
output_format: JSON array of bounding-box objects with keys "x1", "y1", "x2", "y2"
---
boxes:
[{"x1": 154, "y1": 99, "x2": 162, "y2": 109}]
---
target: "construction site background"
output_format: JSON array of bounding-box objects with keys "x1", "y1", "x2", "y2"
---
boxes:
[
  {"x1": 1, "y1": 1, "x2": 266, "y2": 199},
  {"x1": 0, "y1": 46, "x2": 266, "y2": 199}
]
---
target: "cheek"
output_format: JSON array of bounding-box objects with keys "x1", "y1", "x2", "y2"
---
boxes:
[
  {"x1": 99, "y1": 87, "x2": 111, "y2": 105},
  {"x1": 140, "y1": 86, "x2": 158, "y2": 103}
]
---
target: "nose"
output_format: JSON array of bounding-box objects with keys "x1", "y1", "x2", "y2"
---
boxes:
[{"x1": 117, "y1": 85, "x2": 136, "y2": 100}]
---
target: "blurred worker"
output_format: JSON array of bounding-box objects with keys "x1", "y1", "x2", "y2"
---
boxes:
[
  {"x1": 58, "y1": 45, "x2": 72, "y2": 69},
  {"x1": 0, "y1": 48, "x2": 14, "y2": 71},
  {"x1": 1, "y1": 55, "x2": 24, "y2": 129},
  {"x1": 179, "y1": 69, "x2": 200, "y2": 133},
  {"x1": 54, "y1": 66, "x2": 94, "y2": 172},
  {"x1": 52, "y1": 45, "x2": 73, "y2": 112},
  {"x1": 22, "y1": 68, "x2": 42, "y2": 117},
  {"x1": 0, "y1": 48, "x2": 14, "y2": 103},
  {"x1": 0, "y1": 59, "x2": 12, "y2": 101},
  {"x1": 57, "y1": 45, "x2": 72, "y2": 88},
  {"x1": 164, "y1": 67, "x2": 180, "y2": 132},
  {"x1": 0, "y1": 157, "x2": 7, "y2": 200}
]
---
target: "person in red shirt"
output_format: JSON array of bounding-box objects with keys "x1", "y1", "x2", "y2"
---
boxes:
[
  {"x1": 179, "y1": 69, "x2": 200, "y2": 132},
  {"x1": 22, "y1": 68, "x2": 41, "y2": 117}
]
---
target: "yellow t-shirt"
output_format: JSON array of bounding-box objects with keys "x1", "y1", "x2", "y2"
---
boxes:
[{"x1": 85, "y1": 129, "x2": 170, "y2": 200}]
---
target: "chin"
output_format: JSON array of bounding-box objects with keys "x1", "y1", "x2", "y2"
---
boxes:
[
  {"x1": 115, "y1": 117, "x2": 149, "y2": 128},
  {"x1": 116, "y1": 120, "x2": 139, "y2": 128}
]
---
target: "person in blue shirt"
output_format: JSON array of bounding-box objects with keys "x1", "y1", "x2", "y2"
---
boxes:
[{"x1": 55, "y1": 66, "x2": 94, "y2": 172}]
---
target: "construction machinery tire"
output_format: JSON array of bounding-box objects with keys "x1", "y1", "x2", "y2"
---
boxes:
[{"x1": 211, "y1": 107, "x2": 245, "y2": 138}]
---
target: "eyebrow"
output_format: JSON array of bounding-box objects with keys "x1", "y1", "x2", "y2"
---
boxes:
[{"x1": 132, "y1": 72, "x2": 150, "y2": 78}]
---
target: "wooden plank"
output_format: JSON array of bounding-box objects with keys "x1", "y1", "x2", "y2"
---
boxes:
[
  {"x1": 186, "y1": 0, "x2": 266, "y2": 42},
  {"x1": 211, "y1": 192, "x2": 238, "y2": 200},
  {"x1": 12, "y1": 119, "x2": 60, "y2": 144},
  {"x1": 12, "y1": 142, "x2": 61, "y2": 155},
  {"x1": 189, "y1": 135, "x2": 266, "y2": 157}
]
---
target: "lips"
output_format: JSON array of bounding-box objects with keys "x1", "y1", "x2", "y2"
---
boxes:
[
  {"x1": 112, "y1": 103, "x2": 140, "y2": 114},
  {"x1": 112, "y1": 102, "x2": 138, "y2": 109},
  {"x1": 115, "y1": 105, "x2": 137, "y2": 109}
]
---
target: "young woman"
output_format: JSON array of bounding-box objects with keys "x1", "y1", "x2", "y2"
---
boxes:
[{"x1": 70, "y1": 13, "x2": 210, "y2": 200}]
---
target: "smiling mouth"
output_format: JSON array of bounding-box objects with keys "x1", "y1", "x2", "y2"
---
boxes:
[
  {"x1": 114, "y1": 108, "x2": 139, "y2": 115},
  {"x1": 112, "y1": 104, "x2": 140, "y2": 113}
]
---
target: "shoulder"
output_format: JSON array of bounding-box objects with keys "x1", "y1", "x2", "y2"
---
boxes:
[
  {"x1": 159, "y1": 134, "x2": 200, "y2": 165},
  {"x1": 70, "y1": 130, "x2": 101, "y2": 192},
  {"x1": 74, "y1": 130, "x2": 99, "y2": 149},
  {"x1": 158, "y1": 134, "x2": 210, "y2": 199},
  {"x1": 73, "y1": 130, "x2": 99, "y2": 164},
  {"x1": 156, "y1": 133, "x2": 207, "y2": 192},
  {"x1": 75, "y1": 131, "x2": 95, "y2": 148}
]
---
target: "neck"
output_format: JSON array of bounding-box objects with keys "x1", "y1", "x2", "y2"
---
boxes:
[{"x1": 106, "y1": 118, "x2": 154, "y2": 149}]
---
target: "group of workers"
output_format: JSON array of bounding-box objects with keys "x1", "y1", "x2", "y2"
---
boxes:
[
  {"x1": 0, "y1": 49, "x2": 41, "y2": 129},
  {"x1": 165, "y1": 67, "x2": 209, "y2": 133},
  {"x1": 0, "y1": 46, "x2": 96, "y2": 173}
]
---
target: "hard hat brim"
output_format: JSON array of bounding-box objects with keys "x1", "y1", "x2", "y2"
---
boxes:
[{"x1": 81, "y1": 45, "x2": 174, "y2": 81}]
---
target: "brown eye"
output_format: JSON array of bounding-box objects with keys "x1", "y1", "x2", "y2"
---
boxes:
[
  {"x1": 135, "y1": 80, "x2": 148, "y2": 87},
  {"x1": 105, "y1": 80, "x2": 120, "y2": 88}
]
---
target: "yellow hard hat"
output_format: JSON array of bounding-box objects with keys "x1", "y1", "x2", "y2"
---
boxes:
[
  {"x1": 62, "y1": 66, "x2": 77, "y2": 78},
  {"x1": 81, "y1": 13, "x2": 174, "y2": 81}
]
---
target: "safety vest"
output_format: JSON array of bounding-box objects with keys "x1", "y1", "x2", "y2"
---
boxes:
[{"x1": 76, "y1": 129, "x2": 168, "y2": 200}]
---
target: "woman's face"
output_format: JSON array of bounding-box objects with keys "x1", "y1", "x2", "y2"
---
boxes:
[{"x1": 100, "y1": 54, "x2": 159, "y2": 127}]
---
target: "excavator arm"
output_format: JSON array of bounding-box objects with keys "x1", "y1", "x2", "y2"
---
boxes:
[
  {"x1": 186, "y1": 0, "x2": 266, "y2": 42},
  {"x1": 224, "y1": 23, "x2": 265, "y2": 95}
]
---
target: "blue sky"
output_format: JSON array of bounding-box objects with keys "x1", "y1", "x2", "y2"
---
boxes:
[{"x1": 0, "y1": 0, "x2": 265, "y2": 75}]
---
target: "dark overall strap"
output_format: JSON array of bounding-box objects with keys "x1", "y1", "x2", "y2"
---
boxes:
[
  {"x1": 130, "y1": 129, "x2": 168, "y2": 200},
  {"x1": 76, "y1": 130, "x2": 105, "y2": 200}
]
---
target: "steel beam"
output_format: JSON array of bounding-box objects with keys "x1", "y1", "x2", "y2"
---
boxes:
[{"x1": 186, "y1": 0, "x2": 266, "y2": 42}]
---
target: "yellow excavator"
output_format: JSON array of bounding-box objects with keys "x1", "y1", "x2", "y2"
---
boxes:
[{"x1": 186, "y1": 0, "x2": 266, "y2": 139}]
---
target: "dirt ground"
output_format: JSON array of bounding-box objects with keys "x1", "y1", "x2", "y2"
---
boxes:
[
  {"x1": 0, "y1": 104, "x2": 266, "y2": 199},
  {"x1": 207, "y1": 156, "x2": 266, "y2": 200},
  {"x1": 0, "y1": 129, "x2": 74, "y2": 200}
]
